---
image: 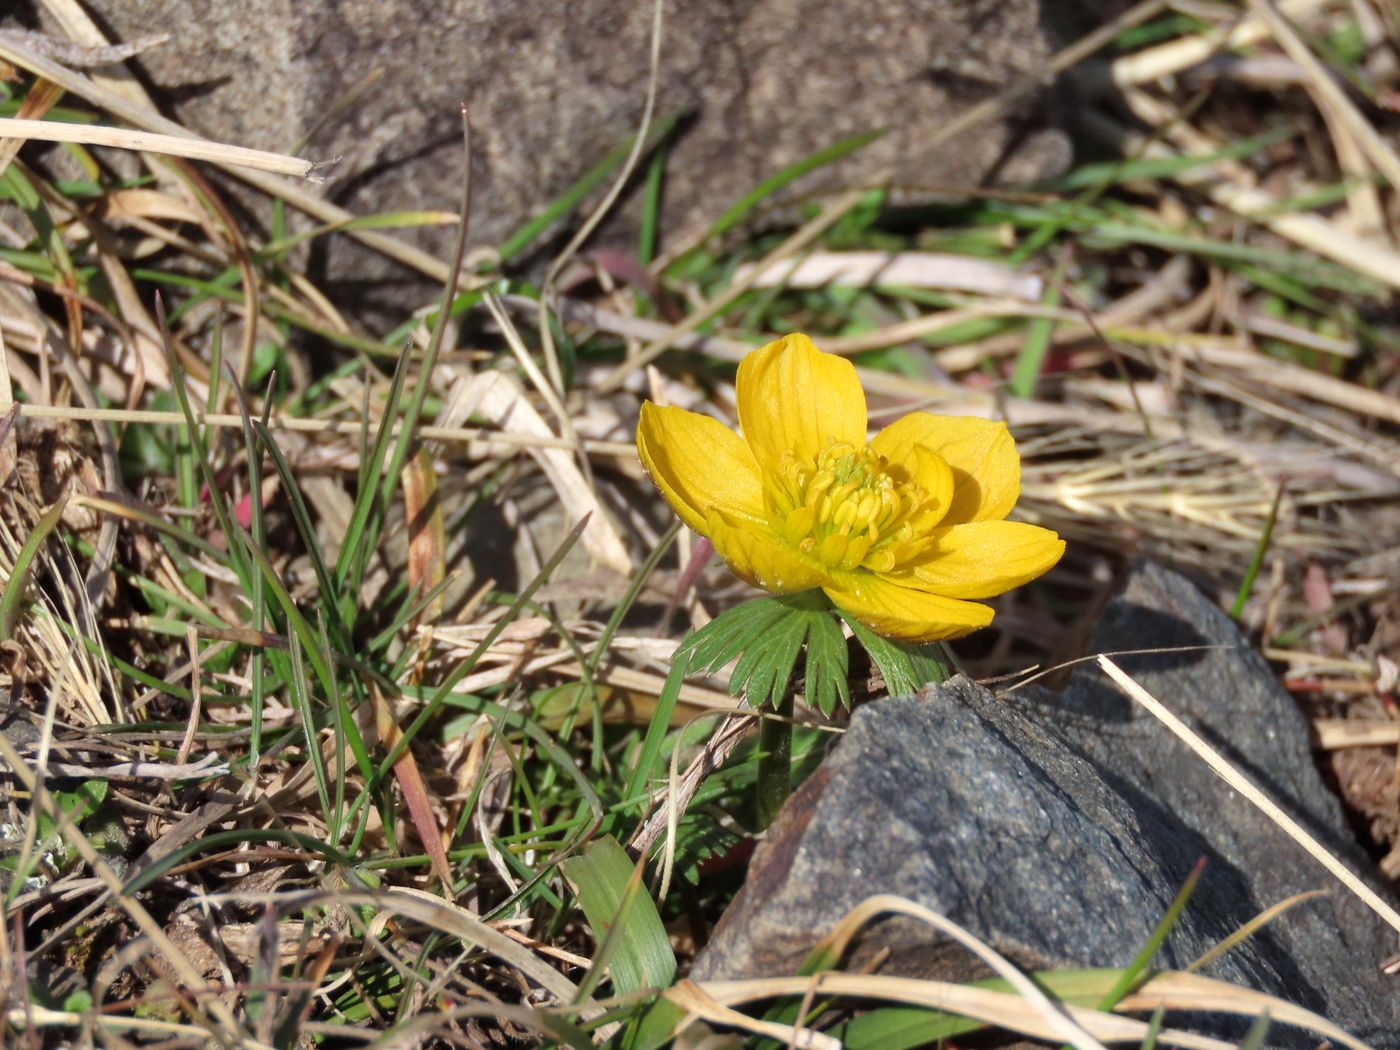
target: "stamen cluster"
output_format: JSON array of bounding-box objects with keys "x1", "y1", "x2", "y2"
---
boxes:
[{"x1": 767, "y1": 441, "x2": 934, "y2": 573}]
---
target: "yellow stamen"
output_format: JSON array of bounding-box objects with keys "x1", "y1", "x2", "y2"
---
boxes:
[{"x1": 766, "y1": 440, "x2": 943, "y2": 572}]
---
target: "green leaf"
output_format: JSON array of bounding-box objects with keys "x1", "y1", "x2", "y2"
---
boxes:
[
  {"x1": 730, "y1": 609, "x2": 808, "y2": 710},
  {"x1": 841, "y1": 614, "x2": 947, "y2": 696},
  {"x1": 802, "y1": 604, "x2": 850, "y2": 716},
  {"x1": 681, "y1": 596, "x2": 792, "y2": 676},
  {"x1": 682, "y1": 592, "x2": 853, "y2": 712},
  {"x1": 620, "y1": 996, "x2": 689, "y2": 1050},
  {"x1": 561, "y1": 836, "x2": 676, "y2": 998},
  {"x1": 52, "y1": 779, "x2": 107, "y2": 821}
]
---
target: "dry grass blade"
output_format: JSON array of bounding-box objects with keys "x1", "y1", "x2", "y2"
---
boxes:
[
  {"x1": 732, "y1": 251, "x2": 1044, "y2": 300},
  {"x1": 240, "y1": 887, "x2": 581, "y2": 1003},
  {"x1": 815, "y1": 895, "x2": 1109, "y2": 1050},
  {"x1": 0, "y1": 76, "x2": 63, "y2": 173},
  {"x1": 596, "y1": 185, "x2": 873, "y2": 392},
  {"x1": 1108, "y1": 0, "x2": 1332, "y2": 86},
  {"x1": 371, "y1": 684, "x2": 453, "y2": 891},
  {"x1": 687, "y1": 973, "x2": 1236, "y2": 1050},
  {"x1": 0, "y1": 513, "x2": 106, "y2": 724},
  {"x1": 3, "y1": 1007, "x2": 272, "y2": 1048},
  {"x1": 0, "y1": 117, "x2": 319, "y2": 178},
  {"x1": 403, "y1": 447, "x2": 446, "y2": 629},
  {"x1": 629, "y1": 711, "x2": 754, "y2": 858},
  {"x1": 14, "y1": 402, "x2": 635, "y2": 456},
  {"x1": 666, "y1": 979, "x2": 840, "y2": 1050},
  {"x1": 0, "y1": 493, "x2": 67, "y2": 641},
  {"x1": 1097, "y1": 656, "x2": 1400, "y2": 941},
  {"x1": 1313, "y1": 720, "x2": 1400, "y2": 748},
  {"x1": 0, "y1": 30, "x2": 474, "y2": 288},
  {"x1": 1119, "y1": 970, "x2": 1375, "y2": 1050},
  {"x1": 688, "y1": 964, "x2": 1374, "y2": 1050},
  {"x1": 449, "y1": 370, "x2": 631, "y2": 573},
  {"x1": 1246, "y1": 0, "x2": 1400, "y2": 193},
  {"x1": 1187, "y1": 890, "x2": 1329, "y2": 973},
  {"x1": 538, "y1": 0, "x2": 666, "y2": 394},
  {"x1": 1084, "y1": 101, "x2": 1400, "y2": 290}
]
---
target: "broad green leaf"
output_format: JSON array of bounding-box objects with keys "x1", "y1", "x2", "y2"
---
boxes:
[
  {"x1": 561, "y1": 836, "x2": 676, "y2": 998},
  {"x1": 842, "y1": 614, "x2": 947, "y2": 696}
]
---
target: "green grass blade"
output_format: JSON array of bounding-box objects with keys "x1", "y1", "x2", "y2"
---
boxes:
[
  {"x1": 498, "y1": 112, "x2": 683, "y2": 263},
  {"x1": 235, "y1": 530, "x2": 333, "y2": 696},
  {"x1": 1231, "y1": 482, "x2": 1285, "y2": 621},
  {"x1": 161, "y1": 312, "x2": 256, "y2": 593},
  {"x1": 587, "y1": 520, "x2": 680, "y2": 675},
  {"x1": 638, "y1": 144, "x2": 668, "y2": 267},
  {"x1": 223, "y1": 363, "x2": 270, "y2": 763},
  {"x1": 331, "y1": 340, "x2": 412, "y2": 606},
  {"x1": 1044, "y1": 126, "x2": 1291, "y2": 192},
  {"x1": 699, "y1": 129, "x2": 882, "y2": 246},
  {"x1": 122, "y1": 828, "x2": 359, "y2": 895},
  {"x1": 341, "y1": 122, "x2": 474, "y2": 617},
  {"x1": 1009, "y1": 248, "x2": 1067, "y2": 398},
  {"x1": 623, "y1": 647, "x2": 691, "y2": 810},
  {"x1": 1238, "y1": 1012, "x2": 1273, "y2": 1050},
  {"x1": 1139, "y1": 1005, "x2": 1165, "y2": 1050},
  {"x1": 252, "y1": 419, "x2": 349, "y2": 645},
  {"x1": 832, "y1": 968, "x2": 1124, "y2": 1049},
  {"x1": 287, "y1": 627, "x2": 332, "y2": 821},
  {"x1": 1091, "y1": 857, "x2": 1204, "y2": 1014},
  {"x1": 372, "y1": 515, "x2": 591, "y2": 791},
  {"x1": 0, "y1": 494, "x2": 67, "y2": 640}
]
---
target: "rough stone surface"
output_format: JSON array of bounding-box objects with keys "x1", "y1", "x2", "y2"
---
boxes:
[
  {"x1": 693, "y1": 562, "x2": 1400, "y2": 1046},
  {"x1": 17, "y1": 0, "x2": 1071, "y2": 308}
]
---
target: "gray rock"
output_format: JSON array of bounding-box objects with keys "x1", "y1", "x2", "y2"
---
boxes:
[
  {"x1": 19, "y1": 0, "x2": 1069, "y2": 305},
  {"x1": 693, "y1": 562, "x2": 1400, "y2": 1046}
]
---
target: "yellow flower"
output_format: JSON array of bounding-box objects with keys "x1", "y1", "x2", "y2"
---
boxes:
[{"x1": 636, "y1": 334, "x2": 1065, "y2": 643}]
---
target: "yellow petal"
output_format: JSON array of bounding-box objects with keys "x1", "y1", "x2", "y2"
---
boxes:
[
  {"x1": 900, "y1": 521, "x2": 1064, "y2": 599},
  {"x1": 870, "y1": 414, "x2": 1019, "y2": 523},
  {"x1": 637, "y1": 403, "x2": 764, "y2": 535},
  {"x1": 822, "y1": 571, "x2": 994, "y2": 643},
  {"x1": 736, "y1": 334, "x2": 866, "y2": 474},
  {"x1": 904, "y1": 444, "x2": 955, "y2": 528},
  {"x1": 705, "y1": 508, "x2": 827, "y2": 594}
]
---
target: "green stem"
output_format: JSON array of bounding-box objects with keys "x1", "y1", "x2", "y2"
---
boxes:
[{"x1": 756, "y1": 690, "x2": 794, "y2": 829}]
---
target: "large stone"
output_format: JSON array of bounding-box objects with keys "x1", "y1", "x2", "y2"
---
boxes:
[
  {"x1": 17, "y1": 1, "x2": 1069, "y2": 308},
  {"x1": 693, "y1": 562, "x2": 1400, "y2": 1046}
]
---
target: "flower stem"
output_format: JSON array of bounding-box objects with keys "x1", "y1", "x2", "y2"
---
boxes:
[{"x1": 756, "y1": 690, "x2": 794, "y2": 829}]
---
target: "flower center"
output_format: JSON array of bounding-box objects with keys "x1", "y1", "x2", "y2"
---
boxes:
[{"x1": 767, "y1": 440, "x2": 936, "y2": 573}]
